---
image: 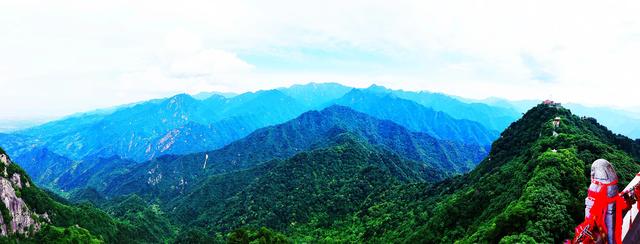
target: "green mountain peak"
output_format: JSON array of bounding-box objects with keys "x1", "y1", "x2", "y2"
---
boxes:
[{"x1": 366, "y1": 103, "x2": 640, "y2": 243}]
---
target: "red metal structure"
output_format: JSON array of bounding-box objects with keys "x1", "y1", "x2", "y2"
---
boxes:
[{"x1": 570, "y1": 159, "x2": 640, "y2": 244}]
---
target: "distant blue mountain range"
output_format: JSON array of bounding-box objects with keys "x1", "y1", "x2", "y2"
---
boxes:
[
  {"x1": 0, "y1": 83, "x2": 519, "y2": 164},
  {"x1": 331, "y1": 88, "x2": 499, "y2": 145},
  {"x1": 20, "y1": 105, "x2": 489, "y2": 201}
]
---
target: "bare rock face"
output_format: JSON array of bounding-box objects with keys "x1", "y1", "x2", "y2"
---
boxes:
[
  {"x1": 10, "y1": 173, "x2": 22, "y2": 189},
  {"x1": 0, "y1": 177, "x2": 40, "y2": 235},
  {"x1": 0, "y1": 211, "x2": 6, "y2": 236},
  {"x1": 0, "y1": 154, "x2": 9, "y2": 166},
  {"x1": 0, "y1": 152, "x2": 41, "y2": 236}
]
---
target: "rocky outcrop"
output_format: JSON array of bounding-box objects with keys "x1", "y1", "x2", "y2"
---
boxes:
[
  {"x1": 0, "y1": 154, "x2": 9, "y2": 166},
  {"x1": 0, "y1": 177, "x2": 40, "y2": 235},
  {"x1": 10, "y1": 173, "x2": 22, "y2": 189},
  {"x1": 0, "y1": 152, "x2": 41, "y2": 236}
]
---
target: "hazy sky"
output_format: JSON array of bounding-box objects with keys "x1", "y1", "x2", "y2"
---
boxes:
[{"x1": 2, "y1": 0, "x2": 640, "y2": 120}]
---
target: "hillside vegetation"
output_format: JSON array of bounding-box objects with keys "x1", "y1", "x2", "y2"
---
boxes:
[
  {"x1": 329, "y1": 104, "x2": 640, "y2": 243},
  {"x1": 0, "y1": 148, "x2": 176, "y2": 243},
  {"x1": 63, "y1": 103, "x2": 640, "y2": 243}
]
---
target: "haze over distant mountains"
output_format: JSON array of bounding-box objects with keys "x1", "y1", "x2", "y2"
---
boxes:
[
  {"x1": 5, "y1": 82, "x2": 639, "y2": 140},
  {"x1": 0, "y1": 83, "x2": 517, "y2": 163}
]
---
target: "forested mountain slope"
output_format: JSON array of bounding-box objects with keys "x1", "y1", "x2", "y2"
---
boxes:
[
  {"x1": 168, "y1": 133, "x2": 444, "y2": 236},
  {"x1": 12, "y1": 148, "x2": 139, "y2": 193},
  {"x1": 97, "y1": 106, "x2": 488, "y2": 202},
  {"x1": 332, "y1": 103, "x2": 640, "y2": 243},
  {"x1": 0, "y1": 148, "x2": 175, "y2": 243}
]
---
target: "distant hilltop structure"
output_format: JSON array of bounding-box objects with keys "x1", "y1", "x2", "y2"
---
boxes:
[
  {"x1": 542, "y1": 99, "x2": 562, "y2": 108},
  {"x1": 553, "y1": 116, "x2": 561, "y2": 128}
]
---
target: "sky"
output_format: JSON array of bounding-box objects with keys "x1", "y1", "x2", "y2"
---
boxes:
[{"x1": 2, "y1": 0, "x2": 640, "y2": 120}]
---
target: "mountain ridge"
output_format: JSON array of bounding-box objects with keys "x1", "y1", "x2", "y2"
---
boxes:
[
  {"x1": 1, "y1": 83, "x2": 516, "y2": 164},
  {"x1": 331, "y1": 88, "x2": 500, "y2": 145},
  {"x1": 97, "y1": 105, "x2": 488, "y2": 202},
  {"x1": 340, "y1": 103, "x2": 640, "y2": 243}
]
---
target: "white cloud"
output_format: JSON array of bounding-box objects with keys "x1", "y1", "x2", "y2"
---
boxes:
[
  {"x1": 108, "y1": 30, "x2": 256, "y2": 102},
  {"x1": 168, "y1": 49, "x2": 254, "y2": 77},
  {"x1": 1, "y1": 0, "x2": 640, "y2": 119}
]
